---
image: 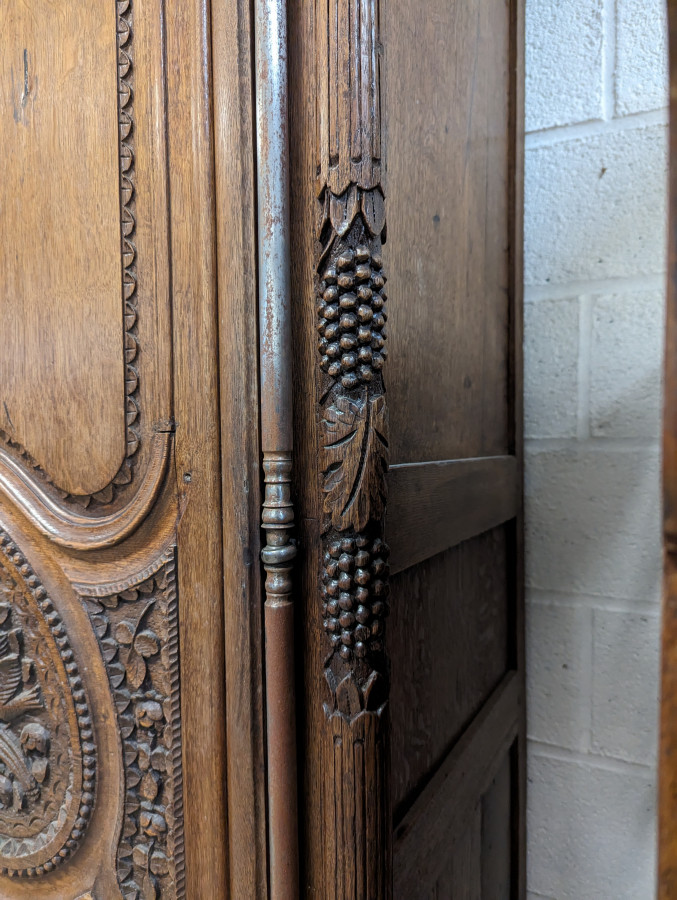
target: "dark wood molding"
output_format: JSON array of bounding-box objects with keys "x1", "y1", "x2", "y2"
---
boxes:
[
  {"x1": 387, "y1": 456, "x2": 519, "y2": 575},
  {"x1": 393, "y1": 671, "x2": 521, "y2": 897},
  {"x1": 315, "y1": 0, "x2": 392, "y2": 894}
]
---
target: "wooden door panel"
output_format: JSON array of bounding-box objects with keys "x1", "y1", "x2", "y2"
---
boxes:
[
  {"x1": 0, "y1": 0, "x2": 230, "y2": 895},
  {"x1": 386, "y1": 0, "x2": 511, "y2": 465},
  {"x1": 0, "y1": 0, "x2": 174, "y2": 548}
]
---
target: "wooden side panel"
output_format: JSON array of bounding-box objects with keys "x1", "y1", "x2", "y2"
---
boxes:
[
  {"x1": 390, "y1": 527, "x2": 510, "y2": 818},
  {"x1": 290, "y1": 0, "x2": 523, "y2": 893},
  {"x1": 385, "y1": 0, "x2": 511, "y2": 465},
  {"x1": 429, "y1": 806, "x2": 482, "y2": 900},
  {"x1": 481, "y1": 752, "x2": 513, "y2": 900},
  {"x1": 383, "y1": 0, "x2": 525, "y2": 894}
]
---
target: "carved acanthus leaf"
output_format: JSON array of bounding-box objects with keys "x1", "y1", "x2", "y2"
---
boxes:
[{"x1": 322, "y1": 391, "x2": 388, "y2": 533}]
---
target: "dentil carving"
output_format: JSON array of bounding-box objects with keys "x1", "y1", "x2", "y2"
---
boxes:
[
  {"x1": 79, "y1": 550, "x2": 184, "y2": 900},
  {"x1": 0, "y1": 530, "x2": 96, "y2": 878}
]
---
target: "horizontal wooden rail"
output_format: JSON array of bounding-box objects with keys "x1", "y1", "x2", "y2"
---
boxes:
[
  {"x1": 386, "y1": 455, "x2": 519, "y2": 575},
  {"x1": 393, "y1": 670, "x2": 521, "y2": 896}
]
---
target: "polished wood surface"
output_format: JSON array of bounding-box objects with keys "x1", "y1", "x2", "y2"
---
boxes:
[
  {"x1": 387, "y1": 456, "x2": 518, "y2": 575},
  {"x1": 1, "y1": 0, "x2": 524, "y2": 894},
  {"x1": 386, "y1": 0, "x2": 511, "y2": 466},
  {"x1": 0, "y1": 0, "x2": 123, "y2": 494},
  {"x1": 0, "y1": 0, "x2": 229, "y2": 894}
]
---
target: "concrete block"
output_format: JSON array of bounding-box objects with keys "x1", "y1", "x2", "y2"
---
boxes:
[
  {"x1": 525, "y1": 298, "x2": 579, "y2": 439},
  {"x1": 527, "y1": 753, "x2": 656, "y2": 899},
  {"x1": 525, "y1": 447, "x2": 661, "y2": 601},
  {"x1": 527, "y1": 600, "x2": 592, "y2": 751},
  {"x1": 591, "y1": 609, "x2": 660, "y2": 764},
  {"x1": 616, "y1": 0, "x2": 668, "y2": 115},
  {"x1": 590, "y1": 290, "x2": 664, "y2": 439},
  {"x1": 525, "y1": 125, "x2": 668, "y2": 285},
  {"x1": 526, "y1": 0, "x2": 604, "y2": 132}
]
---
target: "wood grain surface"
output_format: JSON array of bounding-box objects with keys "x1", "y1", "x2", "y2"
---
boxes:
[
  {"x1": 387, "y1": 456, "x2": 518, "y2": 575},
  {"x1": 385, "y1": 0, "x2": 511, "y2": 466},
  {"x1": 0, "y1": 0, "x2": 123, "y2": 494},
  {"x1": 212, "y1": 0, "x2": 269, "y2": 896}
]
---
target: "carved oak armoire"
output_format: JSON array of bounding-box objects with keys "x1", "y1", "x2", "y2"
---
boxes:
[{"x1": 0, "y1": 0, "x2": 525, "y2": 897}]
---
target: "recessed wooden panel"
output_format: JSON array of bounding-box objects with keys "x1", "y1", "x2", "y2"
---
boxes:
[
  {"x1": 384, "y1": 0, "x2": 511, "y2": 464},
  {"x1": 390, "y1": 526, "x2": 510, "y2": 818},
  {"x1": 426, "y1": 806, "x2": 482, "y2": 900},
  {"x1": 481, "y1": 750, "x2": 513, "y2": 900},
  {"x1": 0, "y1": 0, "x2": 124, "y2": 495}
]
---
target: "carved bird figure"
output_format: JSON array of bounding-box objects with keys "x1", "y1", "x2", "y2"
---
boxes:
[
  {"x1": 0, "y1": 632, "x2": 43, "y2": 808},
  {"x1": 0, "y1": 632, "x2": 42, "y2": 722},
  {"x1": 0, "y1": 724, "x2": 38, "y2": 807}
]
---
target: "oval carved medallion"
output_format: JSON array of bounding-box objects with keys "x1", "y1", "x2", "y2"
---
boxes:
[{"x1": 0, "y1": 530, "x2": 95, "y2": 877}]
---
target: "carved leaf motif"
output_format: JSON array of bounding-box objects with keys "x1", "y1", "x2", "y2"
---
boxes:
[
  {"x1": 100, "y1": 638, "x2": 118, "y2": 663},
  {"x1": 134, "y1": 631, "x2": 159, "y2": 658},
  {"x1": 329, "y1": 185, "x2": 360, "y2": 237},
  {"x1": 125, "y1": 651, "x2": 146, "y2": 691},
  {"x1": 361, "y1": 188, "x2": 386, "y2": 237},
  {"x1": 142, "y1": 873, "x2": 158, "y2": 900},
  {"x1": 321, "y1": 391, "x2": 389, "y2": 532},
  {"x1": 115, "y1": 621, "x2": 136, "y2": 645}
]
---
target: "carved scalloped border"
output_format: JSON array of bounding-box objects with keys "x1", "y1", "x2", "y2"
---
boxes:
[
  {"x1": 0, "y1": 0, "x2": 140, "y2": 512},
  {"x1": 0, "y1": 530, "x2": 96, "y2": 878}
]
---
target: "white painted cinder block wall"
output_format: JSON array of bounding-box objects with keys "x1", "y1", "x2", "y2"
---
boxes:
[{"x1": 524, "y1": 2, "x2": 668, "y2": 898}]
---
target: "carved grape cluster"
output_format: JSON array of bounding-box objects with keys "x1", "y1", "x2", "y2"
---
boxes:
[
  {"x1": 322, "y1": 534, "x2": 390, "y2": 662},
  {"x1": 318, "y1": 244, "x2": 388, "y2": 389}
]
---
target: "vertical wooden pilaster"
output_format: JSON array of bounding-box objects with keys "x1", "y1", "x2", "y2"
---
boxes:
[{"x1": 314, "y1": 2, "x2": 391, "y2": 895}]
